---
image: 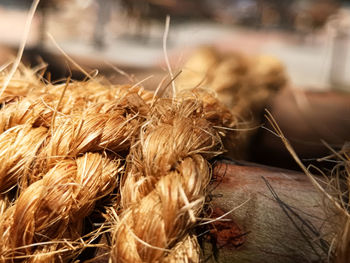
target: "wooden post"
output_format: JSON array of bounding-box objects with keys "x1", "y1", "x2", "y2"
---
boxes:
[{"x1": 202, "y1": 160, "x2": 334, "y2": 262}]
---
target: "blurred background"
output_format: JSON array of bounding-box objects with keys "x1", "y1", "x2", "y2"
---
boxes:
[
  {"x1": 0, "y1": 0, "x2": 349, "y2": 170},
  {"x1": 1, "y1": 0, "x2": 350, "y2": 89}
]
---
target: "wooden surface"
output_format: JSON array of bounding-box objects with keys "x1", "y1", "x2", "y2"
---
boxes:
[{"x1": 202, "y1": 160, "x2": 333, "y2": 262}]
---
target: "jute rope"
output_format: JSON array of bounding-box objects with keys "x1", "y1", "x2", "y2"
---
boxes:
[
  {"x1": 0, "y1": 153, "x2": 120, "y2": 262},
  {"x1": 110, "y1": 92, "x2": 238, "y2": 262},
  {"x1": 0, "y1": 68, "x2": 243, "y2": 262}
]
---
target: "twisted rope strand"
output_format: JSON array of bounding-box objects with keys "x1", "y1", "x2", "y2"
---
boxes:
[
  {"x1": 0, "y1": 153, "x2": 121, "y2": 262},
  {"x1": 111, "y1": 94, "x2": 236, "y2": 262}
]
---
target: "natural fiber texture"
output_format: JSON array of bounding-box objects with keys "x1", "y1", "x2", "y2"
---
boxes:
[
  {"x1": 110, "y1": 94, "x2": 238, "y2": 262},
  {"x1": 0, "y1": 196, "x2": 10, "y2": 217},
  {"x1": 176, "y1": 47, "x2": 287, "y2": 118},
  {"x1": 0, "y1": 81, "x2": 152, "y2": 135},
  {"x1": 175, "y1": 47, "x2": 288, "y2": 158},
  {"x1": 38, "y1": 97, "x2": 147, "y2": 167},
  {"x1": 0, "y1": 125, "x2": 47, "y2": 193},
  {"x1": 305, "y1": 145, "x2": 350, "y2": 263},
  {"x1": 0, "y1": 153, "x2": 120, "y2": 262},
  {"x1": 0, "y1": 65, "x2": 239, "y2": 262},
  {"x1": 0, "y1": 73, "x2": 152, "y2": 191},
  {"x1": 0, "y1": 66, "x2": 43, "y2": 103},
  {"x1": 327, "y1": 145, "x2": 350, "y2": 263}
]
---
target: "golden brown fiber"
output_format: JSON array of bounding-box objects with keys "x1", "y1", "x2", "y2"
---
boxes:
[
  {"x1": 110, "y1": 94, "x2": 237, "y2": 262},
  {"x1": 0, "y1": 153, "x2": 121, "y2": 262},
  {"x1": 0, "y1": 65, "x2": 242, "y2": 262}
]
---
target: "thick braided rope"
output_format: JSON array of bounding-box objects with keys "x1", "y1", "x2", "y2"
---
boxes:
[
  {"x1": 0, "y1": 83, "x2": 151, "y2": 194},
  {"x1": 0, "y1": 82, "x2": 152, "y2": 133},
  {"x1": 38, "y1": 94, "x2": 148, "y2": 169},
  {"x1": 0, "y1": 66, "x2": 240, "y2": 262},
  {"x1": 0, "y1": 66, "x2": 44, "y2": 103},
  {"x1": 0, "y1": 102, "x2": 140, "y2": 194},
  {"x1": 111, "y1": 93, "x2": 237, "y2": 262},
  {"x1": 0, "y1": 125, "x2": 47, "y2": 193},
  {"x1": 0, "y1": 71, "x2": 156, "y2": 262},
  {"x1": 0, "y1": 65, "x2": 152, "y2": 104},
  {"x1": 0, "y1": 153, "x2": 120, "y2": 262}
]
